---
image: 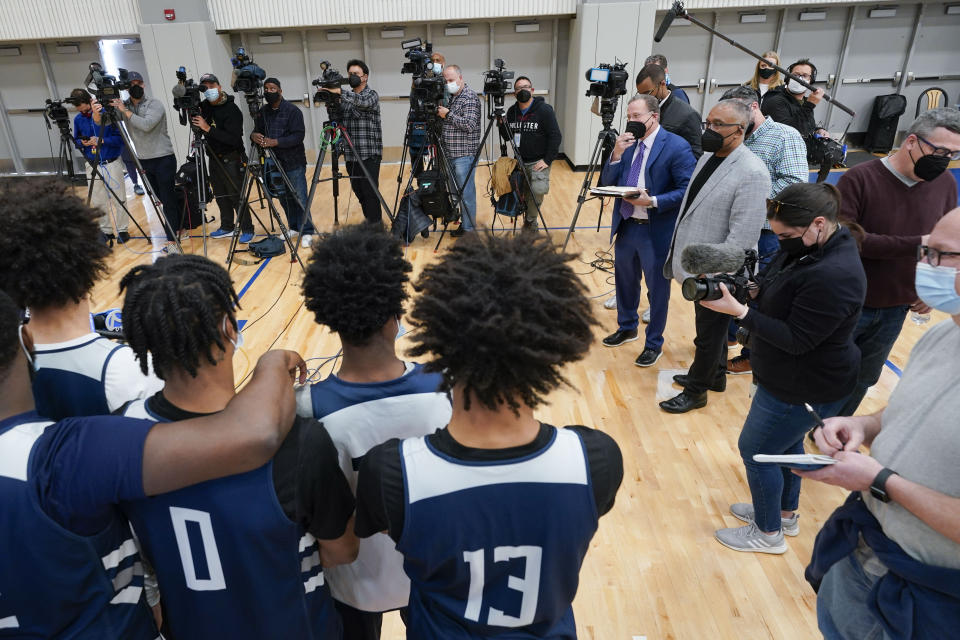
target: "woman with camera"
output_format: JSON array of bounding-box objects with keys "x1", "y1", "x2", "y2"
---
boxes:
[{"x1": 701, "y1": 182, "x2": 866, "y2": 554}]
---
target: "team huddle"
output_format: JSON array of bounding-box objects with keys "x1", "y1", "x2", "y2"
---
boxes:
[{"x1": 0, "y1": 179, "x2": 623, "y2": 639}]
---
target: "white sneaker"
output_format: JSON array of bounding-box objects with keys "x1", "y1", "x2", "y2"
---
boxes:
[
  {"x1": 604, "y1": 296, "x2": 617, "y2": 310},
  {"x1": 300, "y1": 234, "x2": 313, "y2": 248},
  {"x1": 642, "y1": 307, "x2": 651, "y2": 324},
  {"x1": 715, "y1": 522, "x2": 787, "y2": 554},
  {"x1": 730, "y1": 503, "x2": 799, "y2": 536},
  {"x1": 284, "y1": 228, "x2": 299, "y2": 239}
]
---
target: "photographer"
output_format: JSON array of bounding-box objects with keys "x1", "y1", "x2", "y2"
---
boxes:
[
  {"x1": 109, "y1": 71, "x2": 180, "y2": 241},
  {"x1": 252, "y1": 78, "x2": 315, "y2": 243},
  {"x1": 701, "y1": 183, "x2": 866, "y2": 555},
  {"x1": 194, "y1": 73, "x2": 252, "y2": 242},
  {"x1": 506, "y1": 75, "x2": 562, "y2": 231},
  {"x1": 320, "y1": 59, "x2": 383, "y2": 225},
  {"x1": 438, "y1": 65, "x2": 481, "y2": 235},
  {"x1": 70, "y1": 88, "x2": 130, "y2": 244}
]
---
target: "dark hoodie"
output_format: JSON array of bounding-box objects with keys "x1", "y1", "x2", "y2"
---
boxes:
[
  {"x1": 506, "y1": 96, "x2": 562, "y2": 165},
  {"x1": 199, "y1": 93, "x2": 245, "y2": 156}
]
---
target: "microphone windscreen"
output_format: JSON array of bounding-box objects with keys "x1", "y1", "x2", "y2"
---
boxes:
[
  {"x1": 680, "y1": 243, "x2": 747, "y2": 275},
  {"x1": 653, "y1": 9, "x2": 676, "y2": 43},
  {"x1": 171, "y1": 83, "x2": 186, "y2": 98}
]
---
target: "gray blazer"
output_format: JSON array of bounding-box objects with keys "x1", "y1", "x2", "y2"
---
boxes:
[{"x1": 664, "y1": 144, "x2": 771, "y2": 283}]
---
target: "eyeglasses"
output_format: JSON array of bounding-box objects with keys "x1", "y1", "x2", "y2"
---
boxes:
[
  {"x1": 917, "y1": 245, "x2": 960, "y2": 267},
  {"x1": 915, "y1": 135, "x2": 960, "y2": 161},
  {"x1": 766, "y1": 198, "x2": 817, "y2": 216},
  {"x1": 702, "y1": 121, "x2": 741, "y2": 131}
]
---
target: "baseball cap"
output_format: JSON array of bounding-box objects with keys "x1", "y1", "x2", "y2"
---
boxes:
[
  {"x1": 199, "y1": 73, "x2": 219, "y2": 85},
  {"x1": 127, "y1": 71, "x2": 144, "y2": 82}
]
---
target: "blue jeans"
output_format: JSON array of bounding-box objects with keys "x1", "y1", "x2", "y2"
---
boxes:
[
  {"x1": 817, "y1": 552, "x2": 891, "y2": 640},
  {"x1": 278, "y1": 164, "x2": 315, "y2": 235},
  {"x1": 450, "y1": 155, "x2": 477, "y2": 230},
  {"x1": 837, "y1": 305, "x2": 909, "y2": 417},
  {"x1": 738, "y1": 385, "x2": 847, "y2": 532}
]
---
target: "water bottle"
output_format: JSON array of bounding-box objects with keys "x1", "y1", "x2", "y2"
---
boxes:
[{"x1": 910, "y1": 311, "x2": 931, "y2": 325}]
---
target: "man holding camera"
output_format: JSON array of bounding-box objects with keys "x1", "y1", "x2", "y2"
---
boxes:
[
  {"x1": 505, "y1": 76, "x2": 562, "y2": 231},
  {"x1": 660, "y1": 99, "x2": 770, "y2": 413},
  {"x1": 71, "y1": 88, "x2": 130, "y2": 245},
  {"x1": 109, "y1": 72, "x2": 180, "y2": 242},
  {"x1": 252, "y1": 78, "x2": 315, "y2": 243},
  {"x1": 636, "y1": 63, "x2": 702, "y2": 158},
  {"x1": 439, "y1": 65, "x2": 481, "y2": 236},
  {"x1": 320, "y1": 59, "x2": 384, "y2": 225},
  {"x1": 194, "y1": 73, "x2": 252, "y2": 243}
]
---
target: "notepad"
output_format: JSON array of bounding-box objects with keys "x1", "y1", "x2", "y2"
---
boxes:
[
  {"x1": 752, "y1": 454, "x2": 838, "y2": 471},
  {"x1": 590, "y1": 186, "x2": 646, "y2": 198}
]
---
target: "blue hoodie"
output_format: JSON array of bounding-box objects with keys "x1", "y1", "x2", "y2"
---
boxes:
[{"x1": 73, "y1": 111, "x2": 123, "y2": 164}]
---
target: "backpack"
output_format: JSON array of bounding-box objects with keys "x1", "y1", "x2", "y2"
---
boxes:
[
  {"x1": 494, "y1": 168, "x2": 526, "y2": 218},
  {"x1": 248, "y1": 235, "x2": 286, "y2": 259},
  {"x1": 417, "y1": 170, "x2": 456, "y2": 223}
]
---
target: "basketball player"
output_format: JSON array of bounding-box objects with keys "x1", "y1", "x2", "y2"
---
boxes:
[
  {"x1": 355, "y1": 234, "x2": 624, "y2": 638},
  {"x1": 0, "y1": 179, "x2": 162, "y2": 419},
  {"x1": 117, "y1": 254, "x2": 357, "y2": 639},
  {"x1": 297, "y1": 225, "x2": 453, "y2": 639},
  {"x1": 0, "y1": 288, "x2": 305, "y2": 638}
]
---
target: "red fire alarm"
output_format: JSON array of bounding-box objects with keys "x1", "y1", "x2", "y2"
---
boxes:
[{"x1": 164, "y1": 9, "x2": 176, "y2": 21}]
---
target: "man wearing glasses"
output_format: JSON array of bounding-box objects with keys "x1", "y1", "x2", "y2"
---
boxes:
[
  {"x1": 834, "y1": 108, "x2": 960, "y2": 417},
  {"x1": 660, "y1": 100, "x2": 770, "y2": 413},
  {"x1": 760, "y1": 58, "x2": 828, "y2": 141},
  {"x1": 798, "y1": 208, "x2": 960, "y2": 639}
]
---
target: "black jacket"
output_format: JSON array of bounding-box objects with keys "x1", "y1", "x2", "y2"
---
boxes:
[
  {"x1": 659, "y1": 92, "x2": 702, "y2": 158},
  {"x1": 506, "y1": 97, "x2": 562, "y2": 165},
  {"x1": 761, "y1": 87, "x2": 818, "y2": 139},
  {"x1": 199, "y1": 94, "x2": 245, "y2": 156},
  {"x1": 740, "y1": 226, "x2": 867, "y2": 404}
]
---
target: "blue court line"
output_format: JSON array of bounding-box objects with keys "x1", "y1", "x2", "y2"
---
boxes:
[
  {"x1": 884, "y1": 359, "x2": 903, "y2": 378},
  {"x1": 236, "y1": 257, "x2": 273, "y2": 301}
]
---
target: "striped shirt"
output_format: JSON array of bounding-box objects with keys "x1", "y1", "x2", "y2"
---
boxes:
[
  {"x1": 338, "y1": 87, "x2": 383, "y2": 160},
  {"x1": 441, "y1": 84, "x2": 482, "y2": 159},
  {"x1": 745, "y1": 116, "x2": 809, "y2": 229}
]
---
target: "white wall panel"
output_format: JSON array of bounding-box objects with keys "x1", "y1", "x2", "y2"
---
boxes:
[
  {"x1": 0, "y1": 0, "x2": 140, "y2": 42},
  {"x1": 208, "y1": 0, "x2": 576, "y2": 30},
  {"x1": 657, "y1": 0, "x2": 903, "y2": 8}
]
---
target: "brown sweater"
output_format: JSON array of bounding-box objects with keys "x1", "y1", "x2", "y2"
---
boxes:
[{"x1": 837, "y1": 158, "x2": 957, "y2": 308}]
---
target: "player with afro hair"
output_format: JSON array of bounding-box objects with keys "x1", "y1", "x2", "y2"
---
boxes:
[{"x1": 0, "y1": 178, "x2": 162, "y2": 419}]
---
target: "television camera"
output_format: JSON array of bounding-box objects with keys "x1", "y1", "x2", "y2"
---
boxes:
[
  {"x1": 172, "y1": 67, "x2": 203, "y2": 125},
  {"x1": 400, "y1": 39, "x2": 445, "y2": 120},
  {"x1": 85, "y1": 62, "x2": 131, "y2": 112},
  {"x1": 312, "y1": 60, "x2": 352, "y2": 109},
  {"x1": 585, "y1": 61, "x2": 629, "y2": 128},
  {"x1": 482, "y1": 58, "x2": 515, "y2": 100}
]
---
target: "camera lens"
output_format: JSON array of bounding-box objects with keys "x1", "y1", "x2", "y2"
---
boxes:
[{"x1": 681, "y1": 277, "x2": 708, "y2": 301}]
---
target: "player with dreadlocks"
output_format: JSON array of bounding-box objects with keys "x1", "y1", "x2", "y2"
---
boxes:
[
  {"x1": 116, "y1": 253, "x2": 357, "y2": 640},
  {"x1": 355, "y1": 233, "x2": 624, "y2": 639},
  {"x1": 0, "y1": 178, "x2": 162, "y2": 419},
  {"x1": 296, "y1": 224, "x2": 452, "y2": 640},
  {"x1": 0, "y1": 286, "x2": 306, "y2": 638}
]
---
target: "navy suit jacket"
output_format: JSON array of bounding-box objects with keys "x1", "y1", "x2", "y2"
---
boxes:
[{"x1": 600, "y1": 127, "x2": 697, "y2": 243}]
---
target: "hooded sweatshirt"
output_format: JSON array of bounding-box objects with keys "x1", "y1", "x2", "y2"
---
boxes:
[
  {"x1": 199, "y1": 93, "x2": 245, "y2": 156},
  {"x1": 506, "y1": 96, "x2": 562, "y2": 165}
]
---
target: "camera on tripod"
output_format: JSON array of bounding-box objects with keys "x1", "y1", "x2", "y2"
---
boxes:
[
  {"x1": 172, "y1": 67, "x2": 203, "y2": 124},
  {"x1": 399, "y1": 39, "x2": 445, "y2": 120},
  {"x1": 231, "y1": 47, "x2": 266, "y2": 95},
  {"x1": 681, "y1": 249, "x2": 758, "y2": 303},
  {"x1": 584, "y1": 61, "x2": 629, "y2": 127},
  {"x1": 85, "y1": 62, "x2": 130, "y2": 110},
  {"x1": 312, "y1": 60, "x2": 353, "y2": 111},
  {"x1": 482, "y1": 59, "x2": 515, "y2": 99}
]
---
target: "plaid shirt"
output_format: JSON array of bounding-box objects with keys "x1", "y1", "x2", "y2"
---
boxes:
[
  {"x1": 745, "y1": 116, "x2": 809, "y2": 228},
  {"x1": 338, "y1": 86, "x2": 382, "y2": 160},
  {"x1": 441, "y1": 84, "x2": 481, "y2": 159},
  {"x1": 254, "y1": 99, "x2": 306, "y2": 169}
]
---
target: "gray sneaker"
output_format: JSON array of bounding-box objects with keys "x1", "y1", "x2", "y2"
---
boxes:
[
  {"x1": 603, "y1": 295, "x2": 617, "y2": 310},
  {"x1": 730, "y1": 503, "x2": 799, "y2": 536},
  {"x1": 715, "y1": 522, "x2": 787, "y2": 554},
  {"x1": 641, "y1": 307, "x2": 651, "y2": 324}
]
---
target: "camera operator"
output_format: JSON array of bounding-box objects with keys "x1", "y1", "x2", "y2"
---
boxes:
[
  {"x1": 194, "y1": 73, "x2": 252, "y2": 242},
  {"x1": 635, "y1": 63, "x2": 702, "y2": 158},
  {"x1": 438, "y1": 65, "x2": 481, "y2": 236},
  {"x1": 761, "y1": 58, "x2": 829, "y2": 143},
  {"x1": 108, "y1": 71, "x2": 180, "y2": 242},
  {"x1": 505, "y1": 75, "x2": 562, "y2": 231},
  {"x1": 70, "y1": 88, "x2": 130, "y2": 245},
  {"x1": 700, "y1": 183, "x2": 866, "y2": 554},
  {"x1": 319, "y1": 59, "x2": 383, "y2": 226},
  {"x1": 252, "y1": 78, "x2": 315, "y2": 243},
  {"x1": 408, "y1": 51, "x2": 447, "y2": 178}
]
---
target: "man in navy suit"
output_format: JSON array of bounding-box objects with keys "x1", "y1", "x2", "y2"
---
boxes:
[{"x1": 600, "y1": 94, "x2": 697, "y2": 366}]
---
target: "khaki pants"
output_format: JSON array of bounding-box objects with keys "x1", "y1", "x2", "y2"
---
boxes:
[
  {"x1": 87, "y1": 159, "x2": 128, "y2": 234},
  {"x1": 521, "y1": 161, "x2": 550, "y2": 224}
]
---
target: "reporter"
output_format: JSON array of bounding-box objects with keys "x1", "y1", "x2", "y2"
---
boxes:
[{"x1": 703, "y1": 182, "x2": 866, "y2": 554}]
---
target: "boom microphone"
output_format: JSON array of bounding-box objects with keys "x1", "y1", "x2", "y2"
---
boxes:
[
  {"x1": 654, "y1": 7, "x2": 677, "y2": 43},
  {"x1": 680, "y1": 243, "x2": 747, "y2": 275}
]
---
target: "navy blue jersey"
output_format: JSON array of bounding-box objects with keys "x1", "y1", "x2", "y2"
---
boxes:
[
  {"x1": 0, "y1": 411, "x2": 159, "y2": 639},
  {"x1": 393, "y1": 426, "x2": 608, "y2": 638},
  {"x1": 32, "y1": 334, "x2": 162, "y2": 420},
  {"x1": 121, "y1": 395, "x2": 351, "y2": 640}
]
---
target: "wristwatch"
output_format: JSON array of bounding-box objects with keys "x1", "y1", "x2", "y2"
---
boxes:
[{"x1": 869, "y1": 467, "x2": 899, "y2": 503}]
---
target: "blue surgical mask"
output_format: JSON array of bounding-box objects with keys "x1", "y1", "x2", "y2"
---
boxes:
[
  {"x1": 915, "y1": 261, "x2": 960, "y2": 315},
  {"x1": 204, "y1": 87, "x2": 220, "y2": 102}
]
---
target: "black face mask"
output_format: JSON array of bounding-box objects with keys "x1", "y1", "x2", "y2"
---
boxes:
[
  {"x1": 516, "y1": 89, "x2": 532, "y2": 103},
  {"x1": 349, "y1": 74, "x2": 362, "y2": 89},
  {"x1": 778, "y1": 224, "x2": 820, "y2": 258},
  {"x1": 758, "y1": 67, "x2": 776, "y2": 80},
  {"x1": 625, "y1": 119, "x2": 647, "y2": 140},
  {"x1": 912, "y1": 150, "x2": 950, "y2": 181},
  {"x1": 701, "y1": 128, "x2": 738, "y2": 153},
  {"x1": 265, "y1": 91, "x2": 281, "y2": 105},
  {"x1": 128, "y1": 85, "x2": 144, "y2": 99}
]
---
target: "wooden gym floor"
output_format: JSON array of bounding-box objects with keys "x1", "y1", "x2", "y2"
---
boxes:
[{"x1": 88, "y1": 160, "x2": 939, "y2": 639}]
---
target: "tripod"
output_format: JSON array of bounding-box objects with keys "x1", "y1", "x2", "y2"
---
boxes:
[
  {"x1": 52, "y1": 124, "x2": 84, "y2": 185},
  {"x1": 561, "y1": 101, "x2": 620, "y2": 250}
]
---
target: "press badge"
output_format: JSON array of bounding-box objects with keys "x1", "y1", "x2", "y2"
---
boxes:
[{"x1": 514, "y1": 133, "x2": 521, "y2": 147}]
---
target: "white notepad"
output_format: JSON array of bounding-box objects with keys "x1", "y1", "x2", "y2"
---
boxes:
[{"x1": 752, "y1": 454, "x2": 838, "y2": 471}]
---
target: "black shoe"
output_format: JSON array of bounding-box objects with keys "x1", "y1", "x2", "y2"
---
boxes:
[
  {"x1": 420, "y1": 228, "x2": 430, "y2": 239},
  {"x1": 450, "y1": 227, "x2": 465, "y2": 238},
  {"x1": 117, "y1": 231, "x2": 130, "y2": 244},
  {"x1": 634, "y1": 348, "x2": 662, "y2": 367},
  {"x1": 659, "y1": 390, "x2": 708, "y2": 414},
  {"x1": 102, "y1": 233, "x2": 115, "y2": 247},
  {"x1": 602, "y1": 329, "x2": 639, "y2": 347},
  {"x1": 673, "y1": 373, "x2": 726, "y2": 392}
]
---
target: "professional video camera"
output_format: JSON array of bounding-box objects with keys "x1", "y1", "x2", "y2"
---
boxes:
[
  {"x1": 172, "y1": 67, "x2": 203, "y2": 124},
  {"x1": 312, "y1": 60, "x2": 351, "y2": 108},
  {"x1": 230, "y1": 47, "x2": 266, "y2": 95},
  {"x1": 85, "y1": 62, "x2": 130, "y2": 110},
  {"x1": 808, "y1": 134, "x2": 847, "y2": 182},
  {"x1": 584, "y1": 61, "x2": 629, "y2": 128},
  {"x1": 482, "y1": 58, "x2": 515, "y2": 99},
  {"x1": 399, "y1": 39, "x2": 445, "y2": 121},
  {"x1": 681, "y1": 249, "x2": 758, "y2": 303}
]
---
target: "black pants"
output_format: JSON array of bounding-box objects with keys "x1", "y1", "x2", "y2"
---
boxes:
[
  {"x1": 334, "y1": 600, "x2": 409, "y2": 640},
  {"x1": 207, "y1": 150, "x2": 252, "y2": 233},
  {"x1": 686, "y1": 303, "x2": 730, "y2": 395},
  {"x1": 346, "y1": 155, "x2": 382, "y2": 224},
  {"x1": 140, "y1": 154, "x2": 179, "y2": 240}
]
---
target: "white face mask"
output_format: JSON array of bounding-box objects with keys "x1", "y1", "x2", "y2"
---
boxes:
[
  {"x1": 431, "y1": 62, "x2": 443, "y2": 74},
  {"x1": 786, "y1": 78, "x2": 807, "y2": 95},
  {"x1": 222, "y1": 316, "x2": 244, "y2": 350},
  {"x1": 204, "y1": 87, "x2": 220, "y2": 102},
  {"x1": 446, "y1": 80, "x2": 460, "y2": 94}
]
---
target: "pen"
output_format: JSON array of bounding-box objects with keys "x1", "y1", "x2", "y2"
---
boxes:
[{"x1": 804, "y1": 402, "x2": 825, "y2": 430}]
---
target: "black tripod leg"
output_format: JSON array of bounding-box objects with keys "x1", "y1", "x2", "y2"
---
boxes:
[
  {"x1": 302, "y1": 144, "x2": 327, "y2": 231},
  {"x1": 561, "y1": 130, "x2": 612, "y2": 250},
  {"x1": 338, "y1": 129, "x2": 395, "y2": 224}
]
